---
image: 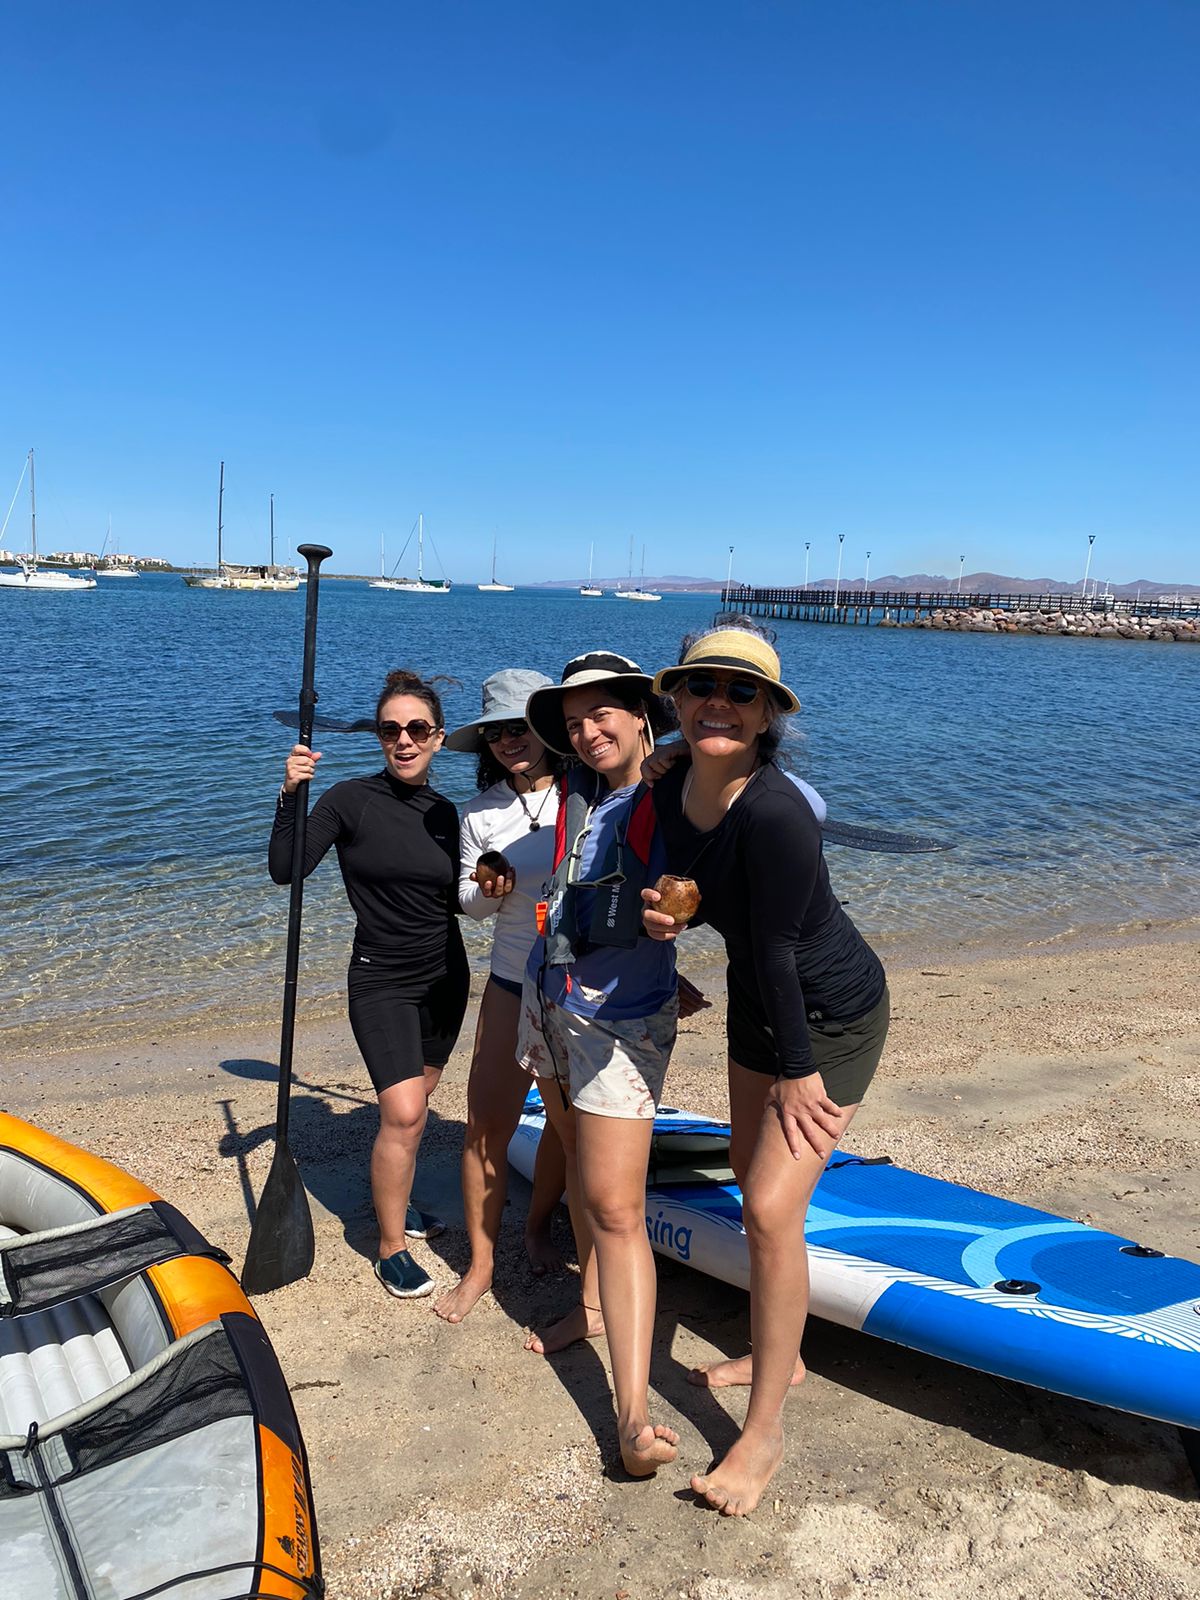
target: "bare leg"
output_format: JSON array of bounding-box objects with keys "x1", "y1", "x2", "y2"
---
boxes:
[
  {"x1": 525, "y1": 1117, "x2": 567, "y2": 1274},
  {"x1": 524, "y1": 1083, "x2": 604, "y2": 1354},
  {"x1": 687, "y1": 1058, "x2": 805, "y2": 1391},
  {"x1": 692, "y1": 1068, "x2": 859, "y2": 1516},
  {"x1": 575, "y1": 1111, "x2": 678, "y2": 1476},
  {"x1": 435, "y1": 985, "x2": 544, "y2": 1322},
  {"x1": 374, "y1": 1066, "x2": 442, "y2": 1259}
]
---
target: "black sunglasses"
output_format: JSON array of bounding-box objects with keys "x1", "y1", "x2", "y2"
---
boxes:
[
  {"x1": 681, "y1": 672, "x2": 762, "y2": 706},
  {"x1": 481, "y1": 720, "x2": 529, "y2": 744},
  {"x1": 378, "y1": 719, "x2": 438, "y2": 745}
]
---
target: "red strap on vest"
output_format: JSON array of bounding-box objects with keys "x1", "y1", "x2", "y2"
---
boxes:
[
  {"x1": 552, "y1": 774, "x2": 569, "y2": 870},
  {"x1": 626, "y1": 787, "x2": 657, "y2": 865}
]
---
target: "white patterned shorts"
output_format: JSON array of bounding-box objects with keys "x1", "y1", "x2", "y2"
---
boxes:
[{"x1": 517, "y1": 973, "x2": 678, "y2": 1121}]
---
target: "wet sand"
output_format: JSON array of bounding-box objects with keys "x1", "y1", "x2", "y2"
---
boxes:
[{"x1": 4, "y1": 924, "x2": 1199, "y2": 1599}]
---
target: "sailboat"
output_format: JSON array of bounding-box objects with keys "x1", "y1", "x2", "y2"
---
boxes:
[
  {"x1": 0, "y1": 451, "x2": 97, "y2": 591},
  {"x1": 369, "y1": 514, "x2": 451, "y2": 594},
  {"x1": 579, "y1": 542, "x2": 602, "y2": 597},
  {"x1": 478, "y1": 536, "x2": 515, "y2": 592},
  {"x1": 182, "y1": 467, "x2": 299, "y2": 591},
  {"x1": 95, "y1": 517, "x2": 139, "y2": 578},
  {"x1": 368, "y1": 531, "x2": 395, "y2": 590},
  {"x1": 614, "y1": 541, "x2": 661, "y2": 602}
]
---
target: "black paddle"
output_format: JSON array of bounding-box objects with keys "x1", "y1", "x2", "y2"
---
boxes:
[
  {"x1": 273, "y1": 709, "x2": 377, "y2": 734},
  {"x1": 242, "y1": 542, "x2": 333, "y2": 1296}
]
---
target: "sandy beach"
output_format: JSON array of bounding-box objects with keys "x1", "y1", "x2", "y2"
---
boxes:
[{"x1": 4, "y1": 922, "x2": 1199, "y2": 1600}]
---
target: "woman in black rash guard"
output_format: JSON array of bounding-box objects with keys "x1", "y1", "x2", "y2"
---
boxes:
[
  {"x1": 269, "y1": 668, "x2": 469, "y2": 1301},
  {"x1": 643, "y1": 622, "x2": 888, "y2": 1517}
]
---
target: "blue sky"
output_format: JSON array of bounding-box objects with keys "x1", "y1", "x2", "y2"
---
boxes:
[{"x1": 2, "y1": 2, "x2": 1197, "y2": 585}]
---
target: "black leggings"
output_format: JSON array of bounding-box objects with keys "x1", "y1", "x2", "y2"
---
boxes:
[{"x1": 347, "y1": 951, "x2": 469, "y2": 1094}]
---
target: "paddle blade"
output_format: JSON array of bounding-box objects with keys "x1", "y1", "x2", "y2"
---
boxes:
[
  {"x1": 822, "y1": 818, "x2": 952, "y2": 853},
  {"x1": 240, "y1": 1142, "x2": 316, "y2": 1295},
  {"x1": 272, "y1": 709, "x2": 378, "y2": 734}
]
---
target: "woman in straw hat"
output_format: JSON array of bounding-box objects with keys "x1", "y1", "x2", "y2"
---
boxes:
[
  {"x1": 518, "y1": 651, "x2": 683, "y2": 1477},
  {"x1": 434, "y1": 669, "x2": 570, "y2": 1323},
  {"x1": 644, "y1": 619, "x2": 889, "y2": 1515}
]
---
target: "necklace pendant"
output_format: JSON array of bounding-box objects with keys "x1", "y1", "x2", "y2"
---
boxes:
[{"x1": 528, "y1": 820, "x2": 540, "y2": 831}]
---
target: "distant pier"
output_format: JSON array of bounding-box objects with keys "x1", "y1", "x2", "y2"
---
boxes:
[{"x1": 719, "y1": 585, "x2": 1200, "y2": 632}]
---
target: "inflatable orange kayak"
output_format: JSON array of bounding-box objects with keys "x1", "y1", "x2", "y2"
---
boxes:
[{"x1": 0, "y1": 1111, "x2": 322, "y2": 1599}]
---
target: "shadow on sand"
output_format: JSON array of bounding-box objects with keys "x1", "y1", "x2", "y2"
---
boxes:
[{"x1": 213, "y1": 1056, "x2": 1197, "y2": 1500}]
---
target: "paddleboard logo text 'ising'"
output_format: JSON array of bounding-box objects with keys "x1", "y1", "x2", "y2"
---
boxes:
[{"x1": 646, "y1": 1208, "x2": 692, "y2": 1262}]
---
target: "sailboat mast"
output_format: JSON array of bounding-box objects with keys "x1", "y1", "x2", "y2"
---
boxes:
[
  {"x1": 216, "y1": 461, "x2": 225, "y2": 569},
  {"x1": 380, "y1": 532, "x2": 385, "y2": 578},
  {"x1": 417, "y1": 513, "x2": 424, "y2": 581},
  {"x1": 491, "y1": 535, "x2": 497, "y2": 584},
  {"x1": 588, "y1": 541, "x2": 594, "y2": 583},
  {"x1": 269, "y1": 493, "x2": 275, "y2": 567},
  {"x1": 28, "y1": 449, "x2": 37, "y2": 562}
]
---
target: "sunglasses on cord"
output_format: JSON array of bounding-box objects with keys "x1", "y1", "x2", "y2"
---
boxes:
[
  {"x1": 681, "y1": 672, "x2": 762, "y2": 705},
  {"x1": 377, "y1": 719, "x2": 439, "y2": 745},
  {"x1": 481, "y1": 720, "x2": 530, "y2": 744}
]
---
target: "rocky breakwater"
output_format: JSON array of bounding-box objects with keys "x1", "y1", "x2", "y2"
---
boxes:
[{"x1": 888, "y1": 607, "x2": 1200, "y2": 642}]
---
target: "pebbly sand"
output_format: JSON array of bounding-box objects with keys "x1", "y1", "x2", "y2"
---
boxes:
[{"x1": 4, "y1": 921, "x2": 1199, "y2": 1599}]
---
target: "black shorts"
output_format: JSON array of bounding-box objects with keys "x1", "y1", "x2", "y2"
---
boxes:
[
  {"x1": 726, "y1": 964, "x2": 889, "y2": 1106},
  {"x1": 346, "y1": 951, "x2": 470, "y2": 1095}
]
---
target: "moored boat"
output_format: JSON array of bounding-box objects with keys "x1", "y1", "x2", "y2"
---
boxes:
[
  {"x1": 0, "y1": 452, "x2": 96, "y2": 591},
  {"x1": 183, "y1": 468, "x2": 300, "y2": 592},
  {"x1": 0, "y1": 1111, "x2": 322, "y2": 1599},
  {"x1": 369, "y1": 513, "x2": 451, "y2": 593}
]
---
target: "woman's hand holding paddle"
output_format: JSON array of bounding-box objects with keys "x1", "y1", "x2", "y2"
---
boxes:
[
  {"x1": 283, "y1": 743, "x2": 322, "y2": 795},
  {"x1": 767, "y1": 1072, "x2": 844, "y2": 1160}
]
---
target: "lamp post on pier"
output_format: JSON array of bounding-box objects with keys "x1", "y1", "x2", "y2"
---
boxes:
[
  {"x1": 864, "y1": 550, "x2": 871, "y2": 591},
  {"x1": 834, "y1": 533, "x2": 844, "y2": 605},
  {"x1": 1081, "y1": 534, "x2": 1096, "y2": 601},
  {"x1": 804, "y1": 541, "x2": 810, "y2": 587},
  {"x1": 725, "y1": 544, "x2": 734, "y2": 604},
  {"x1": 957, "y1": 555, "x2": 964, "y2": 596}
]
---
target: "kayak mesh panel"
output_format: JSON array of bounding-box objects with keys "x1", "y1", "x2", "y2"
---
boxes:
[
  {"x1": 1, "y1": 1204, "x2": 228, "y2": 1315},
  {"x1": 61, "y1": 1323, "x2": 252, "y2": 1481}
]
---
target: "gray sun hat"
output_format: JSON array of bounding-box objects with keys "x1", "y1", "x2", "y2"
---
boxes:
[
  {"x1": 525, "y1": 650, "x2": 655, "y2": 755},
  {"x1": 443, "y1": 668, "x2": 555, "y2": 752}
]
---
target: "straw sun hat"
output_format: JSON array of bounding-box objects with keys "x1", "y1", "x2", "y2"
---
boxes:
[{"x1": 652, "y1": 628, "x2": 801, "y2": 713}]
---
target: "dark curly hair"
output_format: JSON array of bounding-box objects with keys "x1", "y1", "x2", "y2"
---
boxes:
[{"x1": 375, "y1": 669, "x2": 460, "y2": 731}]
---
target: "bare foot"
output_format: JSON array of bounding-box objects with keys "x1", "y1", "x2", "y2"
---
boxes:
[
  {"x1": 524, "y1": 1229, "x2": 564, "y2": 1277},
  {"x1": 687, "y1": 1353, "x2": 805, "y2": 1389},
  {"x1": 621, "y1": 1421, "x2": 679, "y2": 1477},
  {"x1": 691, "y1": 1428, "x2": 785, "y2": 1516},
  {"x1": 433, "y1": 1269, "x2": 493, "y2": 1324},
  {"x1": 523, "y1": 1303, "x2": 604, "y2": 1355}
]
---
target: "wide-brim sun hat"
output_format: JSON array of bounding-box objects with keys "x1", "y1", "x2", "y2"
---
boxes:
[
  {"x1": 525, "y1": 651, "x2": 655, "y2": 754},
  {"x1": 653, "y1": 629, "x2": 801, "y2": 713},
  {"x1": 443, "y1": 667, "x2": 555, "y2": 752}
]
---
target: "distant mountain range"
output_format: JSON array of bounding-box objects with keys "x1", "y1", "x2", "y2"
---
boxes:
[{"x1": 535, "y1": 571, "x2": 1196, "y2": 598}]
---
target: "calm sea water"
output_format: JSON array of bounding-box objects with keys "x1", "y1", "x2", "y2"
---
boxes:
[{"x1": 2, "y1": 573, "x2": 1197, "y2": 1047}]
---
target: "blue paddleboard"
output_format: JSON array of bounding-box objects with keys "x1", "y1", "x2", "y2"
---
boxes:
[{"x1": 509, "y1": 1092, "x2": 1200, "y2": 1431}]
